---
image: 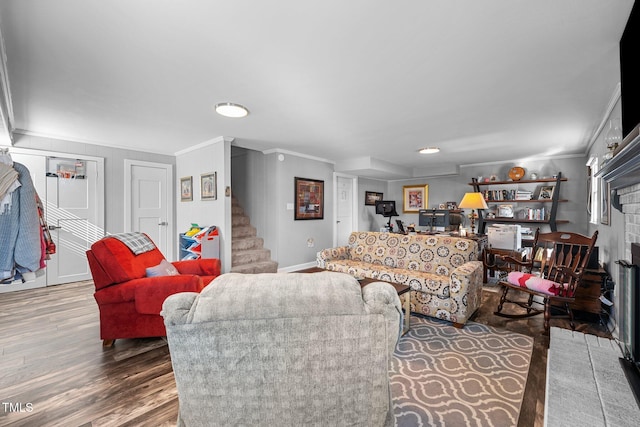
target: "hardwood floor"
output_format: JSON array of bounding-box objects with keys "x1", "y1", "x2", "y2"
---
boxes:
[{"x1": 0, "y1": 280, "x2": 611, "y2": 426}]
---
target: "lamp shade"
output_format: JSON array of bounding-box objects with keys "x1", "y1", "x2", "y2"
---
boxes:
[{"x1": 458, "y1": 192, "x2": 489, "y2": 210}]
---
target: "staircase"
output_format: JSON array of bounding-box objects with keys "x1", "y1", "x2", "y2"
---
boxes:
[{"x1": 230, "y1": 197, "x2": 278, "y2": 273}]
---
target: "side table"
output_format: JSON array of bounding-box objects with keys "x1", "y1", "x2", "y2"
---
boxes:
[{"x1": 462, "y1": 234, "x2": 488, "y2": 261}]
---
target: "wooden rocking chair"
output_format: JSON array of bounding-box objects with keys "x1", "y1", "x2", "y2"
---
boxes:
[{"x1": 493, "y1": 229, "x2": 598, "y2": 331}]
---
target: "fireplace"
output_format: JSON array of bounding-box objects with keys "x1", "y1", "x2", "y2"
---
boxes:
[{"x1": 618, "y1": 243, "x2": 640, "y2": 407}]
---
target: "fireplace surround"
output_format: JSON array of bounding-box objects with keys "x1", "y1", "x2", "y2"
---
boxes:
[{"x1": 600, "y1": 129, "x2": 640, "y2": 407}]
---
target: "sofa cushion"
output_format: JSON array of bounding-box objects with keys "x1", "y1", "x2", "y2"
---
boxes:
[{"x1": 324, "y1": 260, "x2": 449, "y2": 296}]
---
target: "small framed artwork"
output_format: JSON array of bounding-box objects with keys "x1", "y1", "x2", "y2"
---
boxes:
[
  {"x1": 365, "y1": 191, "x2": 383, "y2": 206},
  {"x1": 538, "y1": 185, "x2": 554, "y2": 200},
  {"x1": 180, "y1": 176, "x2": 193, "y2": 202},
  {"x1": 295, "y1": 177, "x2": 324, "y2": 220},
  {"x1": 446, "y1": 201, "x2": 458, "y2": 210},
  {"x1": 201, "y1": 172, "x2": 217, "y2": 200},
  {"x1": 403, "y1": 184, "x2": 428, "y2": 213},
  {"x1": 601, "y1": 179, "x2": 610, "y2": 225},
  {"x1": 498, "y1": 204, "x2": 514, "y2": 218}
]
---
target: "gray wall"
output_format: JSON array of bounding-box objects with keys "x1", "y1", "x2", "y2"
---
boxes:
[
  {"x1": 11, "y1": 133, "x2": 176, "y2": 235},
  {"x1": 176, "y1": 137, "x2": 231, "y2": 271},
  {"x1": 234, "y1": 149, "x2": 590, "y2": 270},
  {"x1": 587, "y1": 98, "x2": 626, "y2": 329},
  {"x1": 357, "y1": 178, "x2": 389, "y2": 231},
  {"x1": 267, "y1": 152, "x2": 334, "y2": 268},
  {"x1": 385, "y1": 157, "x2": 589, "y2": 235},
  {"x1": 232, "y1": 149, "x2": 334, "y2": 269}
]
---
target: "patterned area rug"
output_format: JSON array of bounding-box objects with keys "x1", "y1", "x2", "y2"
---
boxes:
[{"x1": 391, "y1": 316, "x2": 534, "y2": 427}]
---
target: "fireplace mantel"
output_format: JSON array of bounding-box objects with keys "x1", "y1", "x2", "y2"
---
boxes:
[{"x1": 599, "y1": 128, "x2": 640, "y2": 190}]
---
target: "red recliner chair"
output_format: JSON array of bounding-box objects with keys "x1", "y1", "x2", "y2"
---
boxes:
[{"x1": 86, "y1": 233, "x2": 221, "y2": 346}]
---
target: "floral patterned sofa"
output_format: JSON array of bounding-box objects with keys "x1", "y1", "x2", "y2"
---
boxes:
[{"x1": 317, "y1": 231, "x2": 483, "y2": 327}]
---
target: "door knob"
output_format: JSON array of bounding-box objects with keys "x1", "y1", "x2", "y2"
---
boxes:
[
  {"x1": 48, "y1": 225, "x2": 62, "y2": 230},
  {"x1": 158, "y1": 221, "x2": 168, "y2": 226}
]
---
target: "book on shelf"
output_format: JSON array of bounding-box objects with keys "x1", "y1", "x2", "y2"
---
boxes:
[
  {"x1": 515, "y1": 190, "x2": 533, "y2": 200},
  {"x1": 482, "y1": 189, "x2": 534, "y2": 201},
  {"x1": 525, "y1": 207, "x2": 546, "y2": 220}
]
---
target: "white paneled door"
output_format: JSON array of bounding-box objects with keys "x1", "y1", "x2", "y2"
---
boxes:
[
  {"x1": 335, "y1": 174, "x2": 357, "y2": 247},
  {"x1": 125, "y1": 160, "x2": 173, "y2": 259},
  {"x1": 46, "y1": 159, "x2": 102, "y2": 285}
]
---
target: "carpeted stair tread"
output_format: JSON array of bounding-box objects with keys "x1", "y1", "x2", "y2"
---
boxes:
[
  {"x1": 232, "y1": 236, "x2": 264, "y2": 251},
  {"x1": 232, "y1": 205, "x2": 244, "y2": 216},
  {"x1": 232, "y1": 225, "x2": 256, "y2": 238},
  {"x1": 230, "y1": 261, "x2": 278, "y2": 274},
  {"x1": 232, "y1": 249, "x2": 271, "y2": 266},
  {"x1": 232, "y1": 215, "x2": 250, "y2": 226}
]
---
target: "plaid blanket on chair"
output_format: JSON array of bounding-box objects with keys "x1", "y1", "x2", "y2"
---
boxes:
[{"x1": 110, "y1": 232, "x2": 156, "y2": 255}]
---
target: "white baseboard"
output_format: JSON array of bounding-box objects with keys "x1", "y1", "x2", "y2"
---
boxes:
[{"x1": 278, "y1": 261, "x2": 316, "y2": 273}]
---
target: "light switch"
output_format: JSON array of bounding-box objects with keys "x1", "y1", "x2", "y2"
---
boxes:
[{"x1": 286, "y1": 203, "x2": 294, "y2": 210}]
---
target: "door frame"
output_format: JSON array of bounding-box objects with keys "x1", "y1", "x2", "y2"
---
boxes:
[
  {"x1": 333, "y1": 172, "x2": 358, "y2": 247},
  {"x1": 124, "y1": 159, "x2": 174, "y2": 260}
]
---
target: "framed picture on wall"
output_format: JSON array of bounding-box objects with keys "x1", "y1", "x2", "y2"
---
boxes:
[
  {"x1": 201, "y1": 172, "x2": 217, "y2": 200},
  {"x1": 601, "y1": 179, "x2": 610, "y2": 225},
  {"x1": 295, "y1": 177, "x2": 324, "y2": 220},
  {"x1": 402, "y1": 184, "x2": 428, "y2": 213},
  {"x1": 365, "y1": 191, "x2": 383, "y2": 206},
  {"x1": 180, "y1": 176, "x2": 193, "y2": 202}
]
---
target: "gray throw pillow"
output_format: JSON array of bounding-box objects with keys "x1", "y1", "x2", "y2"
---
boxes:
[{"x1": 146, "y1": 259, "x2": 179, "y2": 277}]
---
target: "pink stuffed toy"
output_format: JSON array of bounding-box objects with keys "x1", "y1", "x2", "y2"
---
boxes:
[{"x1": 507, "y1": 271, "x2": 567, "y2": 296}]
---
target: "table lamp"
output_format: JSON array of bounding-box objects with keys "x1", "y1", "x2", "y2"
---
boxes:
[{"x1": 458, "y1": 192, "x2": 489, "y2": 234}]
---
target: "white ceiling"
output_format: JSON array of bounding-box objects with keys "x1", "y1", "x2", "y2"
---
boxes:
[{"x1": 0, "y1": 0, "x2": 634, "y2": 179}]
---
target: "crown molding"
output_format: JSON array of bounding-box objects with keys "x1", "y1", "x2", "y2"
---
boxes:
[
  {"x1": 262, "y1": 148, "x2": 335, "y2": 164},
  {"x1": 460, "y1": 152, "x2": 586, "y2": 168},
  {"x1": 174, "y1": 136, "x2": 234, "y2": 156}
]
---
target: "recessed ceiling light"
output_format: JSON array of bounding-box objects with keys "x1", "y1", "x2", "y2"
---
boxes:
[
  {"x1": 215, "y1": 102, "x2": 249, "y2": 118},
  {"x1": 418, "y1": 147, "x2": 440, "y2": 154}
]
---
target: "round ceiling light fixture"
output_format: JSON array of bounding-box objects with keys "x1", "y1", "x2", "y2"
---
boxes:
[
  {"x1": 418, "y1": 147, "x2": 440, "y2": 154},
  {"x1": 215, "y1": 102, "x2": 249, "y2": 118}
]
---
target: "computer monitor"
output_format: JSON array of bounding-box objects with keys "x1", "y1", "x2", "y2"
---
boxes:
[
  {"x1": 375, "y1": 200, "x2": 398, "y2": 229},
  {"x1": 418, "y1": 209, "x2": 450, "y2": 229},
  {"x1": 375, "y1": 200, "x2": 398, "y2": 217}
]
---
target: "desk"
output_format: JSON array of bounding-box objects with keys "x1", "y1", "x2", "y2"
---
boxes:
[{"x1": 466, "y1": 234, "x2": 488, "y2": 261}]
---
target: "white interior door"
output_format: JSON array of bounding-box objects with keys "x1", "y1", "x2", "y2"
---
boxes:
[
  {"x1": 125, "y1": 160, "x2": 173, "y2": 259},
  {"x1": 46, "y1": 158, "x2": 101, "y2": 285},
  {"x1": 335, "y1": 174, "x2": 357, "y2": 246},
  {"x1": 2, "y1": 152, "x2": 104, "y2": 290}
]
